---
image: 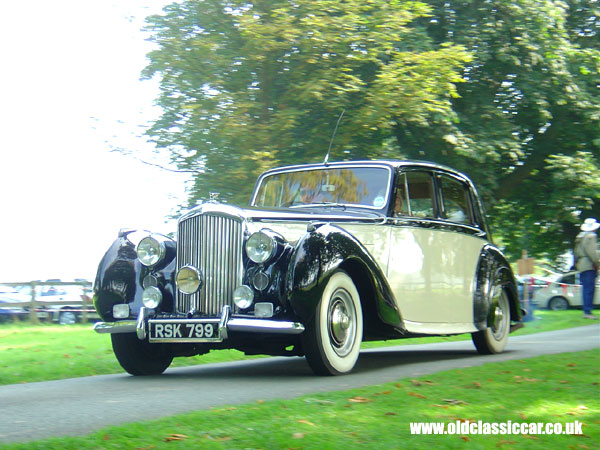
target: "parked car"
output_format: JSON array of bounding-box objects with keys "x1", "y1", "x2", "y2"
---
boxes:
[
  {"x1": 93, "y1": 160, "x2": 523, "y2": 376},
  {"x1": 515, "y1": 276, "x2": 552, "y2": 306},
  {"x1": 533, "y1": 273, "x2": 600, "y2": 310},
  {"x1": 37, "y1": 284, "x2": 96, "y2": 324},
  {"x1": 0, "y1": 286, "x2": 29, "y2": 321}
]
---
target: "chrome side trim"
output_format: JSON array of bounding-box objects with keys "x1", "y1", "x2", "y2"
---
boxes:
[
  {"x1": 388, "y1": 216, "x2": 486, "y2": 237},
  {"x1": 93, "y1": 320, "x2": 137, "y2": 334},
  {"x1": 227, "y1": 318, "x2": 305, "y2": 335}
]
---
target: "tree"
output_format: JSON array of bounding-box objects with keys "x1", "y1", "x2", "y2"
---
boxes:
[
  {"x1": 142, "y1": 0, "x2": 471, "y2": 205},
  {"x1": 421, "y1": 0, "x2": 600, "y2": 258},
  {"x1": 142, "y1": 0, "x2": 599, "y2": 260}
]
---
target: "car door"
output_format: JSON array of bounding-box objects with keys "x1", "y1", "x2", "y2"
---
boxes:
[{"x1": 387, "y1": 169, "x2": 485, "y2": 333}]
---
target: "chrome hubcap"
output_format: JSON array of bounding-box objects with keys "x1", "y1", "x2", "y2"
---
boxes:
[
  {"x1": 331, "y1": 302, "x2": 350, "y2": 341},
  {"x1": 489, "y1": 289, "x2": 508, "y2": 340},
  {"x1": 493, "y1": 306, "x2": 504, "y2": 328},
  {"x1": 327, "y1": 289, "x2": 355, "y2": 356}
]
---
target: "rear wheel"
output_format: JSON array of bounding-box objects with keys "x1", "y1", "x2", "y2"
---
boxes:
[
  {"x1": 548, "y1": 296, "x2": 569, "y2": 311},
  {"x1": 302, "y1": 271, "x2": 363, "y2": 375},
  {"x1": 472, "y1": 283, "x2": 510, "y2": 354},
  {"x1": 111, "y1": 333, "x2": 173, "y2": 376}
]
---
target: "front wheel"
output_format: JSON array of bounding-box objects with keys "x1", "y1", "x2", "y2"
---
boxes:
[
  {"x1": 472, "y1": 285, "x2": 510, "y2": 354},
  {"x1": 111, "y1": 333, "x2": 173, "y2": 376},
  {"x1": 302, "y1": 271, "x2": 363, "y2": 376}
]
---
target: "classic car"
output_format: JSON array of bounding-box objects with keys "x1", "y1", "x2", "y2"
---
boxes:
[{"x1": 93, "y1": 160, "x2": 524, "y2": 376}]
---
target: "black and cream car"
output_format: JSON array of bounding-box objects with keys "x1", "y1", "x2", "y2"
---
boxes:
[{"x1": 93, "y1": 160, "x2": 523, "y2": 376}]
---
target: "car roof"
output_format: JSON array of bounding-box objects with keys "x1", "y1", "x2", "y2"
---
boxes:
[{"x1": 259, "y1": 160, "x2": 470, "y2": 181}]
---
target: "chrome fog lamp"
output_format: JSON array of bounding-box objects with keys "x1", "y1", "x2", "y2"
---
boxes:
[
  {"x1": 113, "y1": 303, "x2": 130, "y2": 319},
  {"x1": 255, "y1": 302, "x2": 274, "y2": 318},
  {"x1": 176, "y1": 266, "x2": 202, "y2": 294},
  {"x1": 246, "y1": 231, "x2": 276, "y2": 264},
  {"x1": 136, "y1": 236, "x2": 166, "y2": 267},
  {"x1": 142, "y1": 286, "x2": 162, "y2": 309},
  {"x1": 233, "y1": 285, "x2": 254, "y2": 309}
]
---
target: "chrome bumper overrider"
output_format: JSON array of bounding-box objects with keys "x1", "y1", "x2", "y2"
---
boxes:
[{"x1": 93, "y1": 305, "x2": 305, "y2": 340}]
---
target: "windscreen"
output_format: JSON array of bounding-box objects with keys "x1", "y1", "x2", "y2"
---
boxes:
[{"x1": 253, "y1": 166, "x2": 391, "y2": 209}]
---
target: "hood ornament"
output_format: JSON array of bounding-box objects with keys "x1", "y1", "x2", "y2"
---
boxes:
[{"x1": 209, "y1": 192, "x2": 220, "y2": 203}]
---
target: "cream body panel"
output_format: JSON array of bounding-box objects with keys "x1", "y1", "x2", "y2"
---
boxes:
[
  {"x1": 387, "y1": 225, "x2": 486, "y2": 327},
  {"x1": 253, "y1": 218, "x2": 486, "y2": 335},
  {"x1": 337, "y1": 223, "x2": 391, "y2": 274}
]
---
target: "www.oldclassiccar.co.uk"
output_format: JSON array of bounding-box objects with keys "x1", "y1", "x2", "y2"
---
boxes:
[{"x1": 410, "y1": 420, "x2": 583, "y2": 436}]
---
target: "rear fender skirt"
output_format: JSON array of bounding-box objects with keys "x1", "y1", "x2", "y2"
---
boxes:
[{"x1": 473, "y1": 244, "x2": 521, "y2": 331}]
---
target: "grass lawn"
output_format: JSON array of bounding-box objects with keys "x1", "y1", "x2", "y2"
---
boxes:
[
  {"x1": 2, "y1": 348, "x2": 598, "y2": 449},
  {"x1": 0, "y1": 309, "x2": 596, "y2": 385}
]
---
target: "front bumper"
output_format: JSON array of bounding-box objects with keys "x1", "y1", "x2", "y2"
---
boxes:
[{"x1": 93, "y1": 305, "x2": 305, "y2": 342}]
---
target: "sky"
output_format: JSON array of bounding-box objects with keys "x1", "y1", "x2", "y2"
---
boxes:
[{"x1": 0, "y1": 1, "x2": 190, "y2": 282}]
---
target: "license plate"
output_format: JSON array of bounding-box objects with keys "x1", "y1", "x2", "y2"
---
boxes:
[{"x1": 148, "y1": 319, "x2": 222, "y2": 343}]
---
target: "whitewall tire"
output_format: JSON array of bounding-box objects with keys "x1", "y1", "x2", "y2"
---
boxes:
[
  {"x1": 303, "y1": 271, "x2": 363, "y2": 375},
  {"x1": 472, "y1": 283, "x2": 510, "y2": 354}
]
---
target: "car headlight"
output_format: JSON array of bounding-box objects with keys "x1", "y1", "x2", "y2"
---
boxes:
[
  {"x1": 246, "y1": 231, "x2": 276, "y2": 264},
  {"x1": 136, "y1": 236, "x2": 166, "y2": 267}
]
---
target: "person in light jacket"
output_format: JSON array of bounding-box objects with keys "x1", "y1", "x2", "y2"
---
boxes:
[{"x1": 575, "y1": 218, "x2": 600, "y2": 319}]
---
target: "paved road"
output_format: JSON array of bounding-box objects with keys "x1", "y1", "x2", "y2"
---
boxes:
[{"x1": 1, "y1": 325, "x2": 599, "y2": 443}]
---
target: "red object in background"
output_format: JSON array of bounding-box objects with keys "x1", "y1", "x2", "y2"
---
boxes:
[{"x1": 560, "y1": 283, "x2": 568, "y2": 295}]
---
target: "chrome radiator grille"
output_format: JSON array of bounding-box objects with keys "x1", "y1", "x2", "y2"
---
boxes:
[{"x1": 176, "y1": 213, "x2": 244, "y2": 315}]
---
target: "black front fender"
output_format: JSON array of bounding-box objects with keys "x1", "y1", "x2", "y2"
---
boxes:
[
  {"x1": 285, "y1": 223, "x2": 402, "y2": 331},
  {"x1": 93, "y1": 231, "x2": 176, "y2": 322}
]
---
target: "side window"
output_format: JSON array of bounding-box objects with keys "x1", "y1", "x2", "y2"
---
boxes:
[
  {"x1": 405, "y1": 172, "x2": 435, "y2": 218},
  {"x1": 440, "y1": 175, "x2": 473, "y2": 224}
]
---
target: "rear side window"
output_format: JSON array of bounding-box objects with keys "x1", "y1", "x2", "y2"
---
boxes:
[
  {"x1": 439, "y1": 175, "x2": 473, "y2": 224},
  {"x1": 394, "y1": 172, "x2": 436, "y2": 218}
]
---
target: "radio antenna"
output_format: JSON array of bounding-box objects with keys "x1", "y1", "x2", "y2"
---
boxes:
[{"x1": 324, "y1": 109, "x2": 345, "y2": 165}]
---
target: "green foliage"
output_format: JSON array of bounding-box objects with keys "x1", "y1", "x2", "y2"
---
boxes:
[
  {"x1": 142, "y1": 0, "x2": 471, "y2": 206},
  {"x1": 495, "y1": 151, "x2": 600, "y2": 258},
  {"x1": 142, "y1": 0, "x2": 600, "y2": 260},
  {"x1": 421, "y1": 0, "x2": 600, "y2": 259}
]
